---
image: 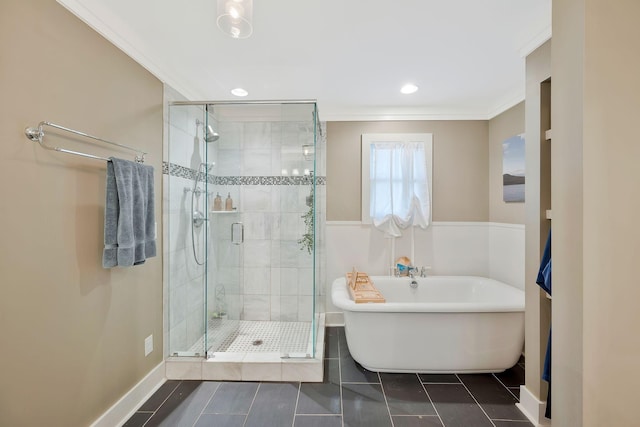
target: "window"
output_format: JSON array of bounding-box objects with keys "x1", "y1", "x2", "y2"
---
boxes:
[{"x1": 361, "y1": 133, "x2": 433, "y2": 236}]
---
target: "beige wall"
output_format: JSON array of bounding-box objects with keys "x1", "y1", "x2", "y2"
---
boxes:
[
  {"x1": 577, "y1": 1, "x2": 640, "y2": 426},
  {"x1": 489, "y1": 102, "x2": 526, "y2": 224},
  {"x1": 0, "y1": 2, "x2": 164, "y2": 426},
  {"x1": 327, "y1": 120, "x2": 489, "y2": 222}
]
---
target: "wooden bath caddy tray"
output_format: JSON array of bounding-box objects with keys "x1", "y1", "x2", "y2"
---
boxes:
[{"x1": 346, "y1": 269, "x2": 385, "y2": 303}]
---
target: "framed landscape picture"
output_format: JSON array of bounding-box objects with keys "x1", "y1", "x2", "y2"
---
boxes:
[{"x1": 502, "y1": 134, "x2": 525, "y2": 203}]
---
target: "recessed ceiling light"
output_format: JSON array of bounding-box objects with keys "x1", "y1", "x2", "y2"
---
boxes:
[
  {"x1": 231, "y1": 87, "x2": 248, "y2": 97},
  {"x1": 400, "y1": 84, "x2": 419, "y2": 94}
]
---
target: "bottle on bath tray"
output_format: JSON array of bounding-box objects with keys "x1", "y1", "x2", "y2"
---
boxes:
[
  {"x1": 225, "y1": 193, "x2": 233, "y2": 211},
  {"x1": 212, "y1": 193, "x2": 222, "y2": 211}
]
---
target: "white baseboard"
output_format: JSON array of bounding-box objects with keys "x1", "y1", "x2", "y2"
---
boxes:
[
  {"x1": 517, "y1": 385, "x2": 551, "y2": 426},
  {"x1": 325, "y1": 312, "x2": 344, "y2": 326},
  {"x1": 90, "y1": 362, "x2": 166, "y2": 427}
]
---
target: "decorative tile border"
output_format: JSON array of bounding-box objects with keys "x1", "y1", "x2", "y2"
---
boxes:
[
  {"x1": 162, "y1": 161, "x2": 325, "y2": 185},
  {"x1": 163, "y1": 162, "x2": 198, "y2": 181},
  {"x1": 213, "y1": 175, "x2": 326, "y2": 186}
]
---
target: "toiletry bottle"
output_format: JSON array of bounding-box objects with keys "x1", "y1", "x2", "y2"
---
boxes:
[
  {"x1": 225, "y1": 193, "x2": 233, "y2": 211},
  {"x1": 213, "y1": 193, "x2": 222, "y2": 211}
]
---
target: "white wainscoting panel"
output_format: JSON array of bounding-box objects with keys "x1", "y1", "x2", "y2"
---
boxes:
[
  {"x1": 431, "y1": 222, "x2": 490, "y2": 277},
  {"x1": 489, "y1": 223, "x2": 525, "y2": 290}
]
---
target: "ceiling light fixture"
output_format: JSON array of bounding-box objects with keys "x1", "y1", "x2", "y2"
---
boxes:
[
  {"x1": 231, "y1": 88, "x2": 248, "y2": 97},
  {"x1": 217, "y1": 0, "x2": 253, "y2": 39},
  {"x1": 400, "y1": 83, "x2": 419, "y2": 94}
]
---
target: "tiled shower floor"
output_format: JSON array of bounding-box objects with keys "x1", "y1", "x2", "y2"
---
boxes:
[
  {"x1": 127, "y1": 327, "x2": 532, "y2": 427},
  {"x1": 188, "y1": 319, "x2": 312, "y2": 355}
]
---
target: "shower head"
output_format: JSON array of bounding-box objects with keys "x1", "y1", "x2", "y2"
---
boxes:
[
  {"x1": 204, "y1": 125, "x2": 219, "y2": 143},
  {"x1": 195, "y1": 119, "x2": 219, "y2": 143}
]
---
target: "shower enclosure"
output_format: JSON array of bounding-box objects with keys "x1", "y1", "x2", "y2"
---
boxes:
[{"x1": 165, "y1": 101, "x2": 324, "y2": 363}]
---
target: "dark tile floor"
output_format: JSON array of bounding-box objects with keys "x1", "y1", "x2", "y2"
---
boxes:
[{"x1": 124, "y1": 327, "x2": 531, "y2": 427}]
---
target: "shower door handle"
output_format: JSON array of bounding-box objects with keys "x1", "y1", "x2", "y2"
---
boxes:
[{"x1": 231, "y1": 222, "x2": 244, "y2": 245}]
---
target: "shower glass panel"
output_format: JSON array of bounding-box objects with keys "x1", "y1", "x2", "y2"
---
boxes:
[
  {"x1": 166, "y1": 104, "x2": 211, "y2": 356},
  {"x1": 167, "y1": 101, "x2": 322, "y2": 360}
]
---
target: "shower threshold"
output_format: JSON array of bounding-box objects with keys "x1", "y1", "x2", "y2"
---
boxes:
[{"x1": 165, "y1": 314, "x2": 325, "y2": 382}]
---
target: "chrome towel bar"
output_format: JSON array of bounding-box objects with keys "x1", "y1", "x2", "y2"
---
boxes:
[{"x1": 25, "y1": 121, "x2": 147, "y2": 163}]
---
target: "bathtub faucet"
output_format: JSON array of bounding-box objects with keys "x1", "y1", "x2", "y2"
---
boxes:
[
  {"x1": 419, "y1": 266, "x2": 431, "y2": 277},
  {"x1": 407, "y1": 266, "x2": 420, "y2": 288}
]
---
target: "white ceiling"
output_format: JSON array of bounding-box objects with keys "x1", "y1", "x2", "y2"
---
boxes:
[{"x1": 58, "y1": 0, "x2": 551, "y2": 121}]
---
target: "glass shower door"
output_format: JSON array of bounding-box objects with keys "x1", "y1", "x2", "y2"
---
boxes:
[{"x1": 204, "y1": 105, "x2": 242, "y2": 356}]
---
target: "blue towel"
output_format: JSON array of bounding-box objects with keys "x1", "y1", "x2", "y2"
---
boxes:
[
  {"x1": 536, "y1": 229, "x2": 552, "y2": 418},
  {"x1": 103, "y1": 157, "x2": 156, "y2": 268},
  {"x1": 536, "y1": 229, "x2": 552, "y2": 295}
]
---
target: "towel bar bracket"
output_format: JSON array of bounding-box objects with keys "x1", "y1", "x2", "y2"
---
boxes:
[{"x1": 25, "y1": 127, "x2": 44, "y2": 143}]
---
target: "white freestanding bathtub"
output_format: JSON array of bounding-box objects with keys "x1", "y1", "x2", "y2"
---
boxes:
[{"x1": 331, "y1": 275, "x2": 525, "y2": 373}]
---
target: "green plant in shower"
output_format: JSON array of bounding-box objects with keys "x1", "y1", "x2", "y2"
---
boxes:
[{"x1": 298, "y1": 182, "x2": 314, "y2": 254}]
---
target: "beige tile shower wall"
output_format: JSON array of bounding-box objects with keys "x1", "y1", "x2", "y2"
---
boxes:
[
  {"x1": 489, "y1": 102, "x2": 526, "y2": 224},
  {"x1": 326, "y1": 120, "x2": 489, "y2": 222},
  {"x1": 0, "y1": 1, "x2": 163, "y2": 427}
]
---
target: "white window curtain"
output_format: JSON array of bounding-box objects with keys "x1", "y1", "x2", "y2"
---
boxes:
[{"x1": 370, "y1": 142, "x2": 430, "y2": 237}]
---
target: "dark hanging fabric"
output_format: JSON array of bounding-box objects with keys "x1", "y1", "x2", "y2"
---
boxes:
[
  {"x1": 537, "y1": 229, "x2": 552, "y2": 418},
  {"x1": 544, "y1": 329, "x2": 552, "y2": 419},
  {"x1": 545, "y1": 380, "x2": 552, "y2": 419},
  {"x1": 537, "y1": 229, "x2": 552, "y2": 294},
  {"x1": 543, "y1": 329, "x2": 551, "y2": 383}
]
